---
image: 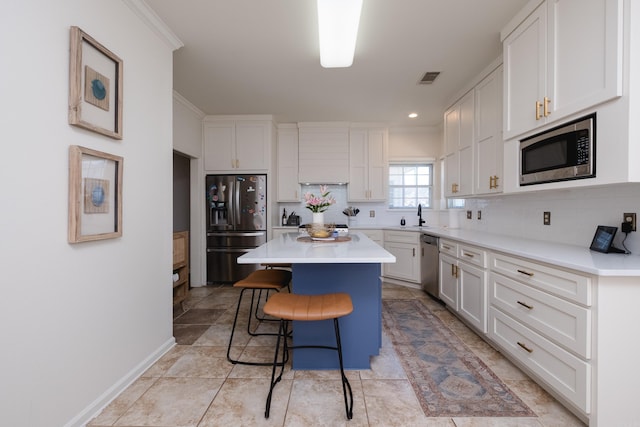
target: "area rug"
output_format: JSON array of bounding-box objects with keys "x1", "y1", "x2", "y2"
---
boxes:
[{"x1": 382, "y1": 299, "x2": 536, "y2": 418}]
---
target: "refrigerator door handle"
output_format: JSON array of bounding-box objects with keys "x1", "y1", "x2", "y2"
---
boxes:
[
  {"x1": 207, "y1": 231, "x2": 266, "y2": 237},
  {"x1": 234, "y1": 178, "x2": 241, "y2": 227}
]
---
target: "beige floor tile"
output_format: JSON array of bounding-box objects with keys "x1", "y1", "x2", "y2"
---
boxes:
[
  {"x1": 198, "y1": 378, "x2": 291, "y2": 426},
  {"x1": 361, "y1": 379, "x2": 429, "y2": 426},
  {"x1": 141, "y1": 345, "x2": 189, "y2": 378},
  {"x1": 284, "y1": 378, "x2": 368, "y2": 427},
  {"x1": 114, "y1": 377, "x2": 223, "y2": 426},
  {"x1": 88, "y1": 377, "x2": 158, "y2": 426},
  {"x1": 164, "y1": 347, "x2": 233, "y2": 378},
  {"x1": 452, "y1": 417, "x2": 544, "y2": 426}
]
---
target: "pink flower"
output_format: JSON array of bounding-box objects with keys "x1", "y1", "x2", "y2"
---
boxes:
[{"x1": 304, "y1": 185, "x2": 336, "y2": 213}]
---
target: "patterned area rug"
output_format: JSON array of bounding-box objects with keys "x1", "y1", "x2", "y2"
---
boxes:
[{"x1": 382, "y1": 299, "x2": 536, "y2": 418}]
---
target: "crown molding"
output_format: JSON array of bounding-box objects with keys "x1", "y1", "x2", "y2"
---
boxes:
[{"x1": 122, "y1": 0, "x2": 184, "y2": 51}]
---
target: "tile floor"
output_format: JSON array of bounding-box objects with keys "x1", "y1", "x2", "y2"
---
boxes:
[{"x1": 88, "y1": 283, "x2": 586, "y2": 427}]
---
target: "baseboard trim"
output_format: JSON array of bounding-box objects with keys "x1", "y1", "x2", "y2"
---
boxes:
[{"x1": 64, "y1": 337, "x2": 176, "y2": 427}]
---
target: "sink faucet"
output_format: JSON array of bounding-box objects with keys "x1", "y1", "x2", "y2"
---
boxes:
[{"x1": 417, "y1": 204, "x2": 426, "y2": 226}]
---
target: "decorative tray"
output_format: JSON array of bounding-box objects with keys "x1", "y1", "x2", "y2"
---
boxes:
[{"x1": 297, "y1": 236, "x2": 352, "y2": 243}]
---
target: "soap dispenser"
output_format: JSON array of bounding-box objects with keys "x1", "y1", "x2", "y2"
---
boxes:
[{"x1": 400, "y1": 216, "x2": 406, "y2": 226}]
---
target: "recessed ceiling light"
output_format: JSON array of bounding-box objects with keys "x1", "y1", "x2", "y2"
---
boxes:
[{"x1": 408, "y1": 113, "x2": 418, "y2": 118}]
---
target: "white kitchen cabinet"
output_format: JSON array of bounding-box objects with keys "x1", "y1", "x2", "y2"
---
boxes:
[
  {"x1": 276, "y1": 124, "x2": 300, "y2": 202},
  {"x1": 438, "y1": 240, "x2": 488, "y2": 333},
  {"x1": 298, "y1": 123, "x2": 349, "y2": 184},
  {"x1": 502, "y1": 0, "x2": 622, "y2": 140},
  {"x1": 357, "y1": 228, "x2": 383, "y2": 245},
  {"x1": 444, "y1": 90, "x2": 474, "y2": 197},
  {"x1": 383, "y1": 230, "x2": 421, "y2": 284},
  {"x1": 203, "y1": 117, "x2": 273, "y2": 172},
  {"x1": 474, "y1": 65, "x2": 503, "y2": 195},
  {"x1": 348, "y1": 127, "x2": 388, "y2": 202},
  {"x1": 488, "y1": 251, "x2": 593, "y2": 415}
]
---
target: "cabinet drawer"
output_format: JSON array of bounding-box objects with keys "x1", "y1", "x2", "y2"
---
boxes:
[
  {"x1": 490, "y1": 253, "x2": 592, "y2": 306},
  {"x1": 458, "y1": 244, "x2": 487, "y2": 268},
  {"x1": 439, "y1": 239, "x2": 458, "y2": 256},
  {"x1": 490, "y1": 272, "x2": 591, "y2": 359},
  {"x1": 489, "y1": 307, "x2": 590, "y2": 414},
  {"x1": 384, "y1": 230, "x2": 419, "y2": 244}
]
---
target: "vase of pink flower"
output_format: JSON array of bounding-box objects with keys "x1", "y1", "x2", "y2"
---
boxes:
[{"x1": 304, "y1": 185, "x2": 335, "y2": 226}]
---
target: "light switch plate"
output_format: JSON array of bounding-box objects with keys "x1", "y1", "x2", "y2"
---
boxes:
[{"x1": 543, "y1": 211, "x2": 551, "y2": 225}]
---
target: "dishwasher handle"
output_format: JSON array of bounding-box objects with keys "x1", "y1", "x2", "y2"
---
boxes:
[{"x1": 421, "y1": 234, "x2": 439, "y2": 245}]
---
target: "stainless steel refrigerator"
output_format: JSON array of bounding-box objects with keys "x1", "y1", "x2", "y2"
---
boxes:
[{"x1": 206, "y1": 174, "x2": 267, "y2": 284}]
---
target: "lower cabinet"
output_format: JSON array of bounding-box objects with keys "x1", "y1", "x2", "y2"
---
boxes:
[
  {"x1": 487, "y1": 252, "x2": 592, "y2": 417},
  {"x1": 383, "y1": 230, "x2": 421, "y2": 283},
  {"x1": 172, "y1": 231, "x2": 189, "y2": 305},
  {"x1": 438, "y1": 239, "x2": 488, "y2": 333}
]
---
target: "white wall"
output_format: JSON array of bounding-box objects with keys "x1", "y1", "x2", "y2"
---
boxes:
[
  {"x1": 0, "y1": 2, "x2": 176, "y2": 426},
  {"x1": 463, "y1": 184, "x2": 640, "y2": 254}
]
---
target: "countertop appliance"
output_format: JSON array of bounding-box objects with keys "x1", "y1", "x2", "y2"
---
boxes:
[
  {"x1": 421, "y1": 233, "x2": 440, "y2": 299},
  {"x1": 520, "y1": 113, "x2": 595, "y2": 186},
  {"x1": 206, "y1": 174, "x2": 267, "y2": 284}
]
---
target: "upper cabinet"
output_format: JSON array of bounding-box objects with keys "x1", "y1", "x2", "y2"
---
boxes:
[
  {"x1": 203, "y1": 116, "x2": 274, "y2": 172},
  {"x1": 348, "y1": 126, "x2": 388, "y2": 202},
  {"x1": 276, "y1": 124, "x2": 300, "y2": 202},
  {"x1": 444, "y1": 90, "x2": 474, "y2": 197},
  {"x1": 298, "y1": 123, "x2": 349, "y2": 183},
  {"x1": 474, "y1": 66, "x2": 503, "y2": 195},
  {"x1": 502, "y1": 0, "x2": 622, "y2": 140}
]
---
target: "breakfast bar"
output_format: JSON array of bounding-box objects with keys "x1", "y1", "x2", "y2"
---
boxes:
[{"x1": 237, "y1": 232, "x2": 396, "y2": 369}]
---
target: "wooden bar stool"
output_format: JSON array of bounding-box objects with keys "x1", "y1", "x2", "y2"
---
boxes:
[
  {"x1": 263, "y1": 292, "x2": 354, "y2": 420},
  {"x1": 226, "y1": 268, "x2": 292, "y2": 366}
]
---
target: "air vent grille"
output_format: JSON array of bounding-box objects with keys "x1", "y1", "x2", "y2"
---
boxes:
[{"x1": 419, "y1": 71, "x2": 440, "y2": 84}]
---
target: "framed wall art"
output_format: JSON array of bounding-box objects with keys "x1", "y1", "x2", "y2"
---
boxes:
[
  {"x1": 68, "y1": 145, "x2": 123, "y2": 243},
  {"x1": 68, "y1": 26, "x2": 123, "y2": 139}
]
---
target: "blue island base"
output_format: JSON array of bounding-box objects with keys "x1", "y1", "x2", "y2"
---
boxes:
[{"x1": 290, "y1": 263, "x2": 382, "y2": 370}]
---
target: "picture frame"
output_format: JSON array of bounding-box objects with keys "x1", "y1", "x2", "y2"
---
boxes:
[
  {"x1": 68, "y1": 145, "x2": 123, "y2": 243},
  {"x1": 68, "y1": 26, "x2": 123, "y2": 139}
]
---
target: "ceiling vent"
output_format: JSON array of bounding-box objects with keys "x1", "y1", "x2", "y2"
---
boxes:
[{"x1": 418, "y1": 71, "x2": 440, "y2": 84}]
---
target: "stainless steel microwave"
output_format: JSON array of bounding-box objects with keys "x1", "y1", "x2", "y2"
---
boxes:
[{"x1": 520, "y1": 113, "x2": 596, "y2": 186}]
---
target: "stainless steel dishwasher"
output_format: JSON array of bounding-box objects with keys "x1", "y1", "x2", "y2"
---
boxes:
[{"x1": 421, "y1": 234, "x2": 440, "y2": 299}]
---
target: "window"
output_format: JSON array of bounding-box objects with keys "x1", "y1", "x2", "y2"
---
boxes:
[{"x1": 388, "y1": 163, "x2": 433, "y2": 209}]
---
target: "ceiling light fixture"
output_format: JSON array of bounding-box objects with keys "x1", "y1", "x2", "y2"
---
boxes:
[
  {"x1": 317, "y1": 0, "x2": 363, "y2": 68},
  {"x1": 408, "y1": 113, "x2": 418, "y2": 118}
]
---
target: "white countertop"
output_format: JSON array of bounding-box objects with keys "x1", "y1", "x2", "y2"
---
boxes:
[
  {"x1": 238, "y1": 232, "x2": 396, "y2": 264},
  {"x1": 385, "y1": 226, "x2": 640, "y2": 276}
]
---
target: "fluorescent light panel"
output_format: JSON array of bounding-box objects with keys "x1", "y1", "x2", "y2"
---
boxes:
[{"x1": 317, "y1": 0, "x2": 363, "y2": 68}]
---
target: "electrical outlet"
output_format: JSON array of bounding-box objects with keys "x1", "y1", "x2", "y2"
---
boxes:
[
  {"x1": 369, "y1": 210, "x2": 375, "y2": 218},
  {"x1": 466, "y1": 210, "x2": 472, "y2": 219},
  {"x1": 477, "y1": 210, "x2": 482, "y2": 220},
  {"x1": 623, "y1": 212, "x2": 636, "y2": 231},
  {"x1": 543, "y1": 211, "x2": 551, "y2": 225}
]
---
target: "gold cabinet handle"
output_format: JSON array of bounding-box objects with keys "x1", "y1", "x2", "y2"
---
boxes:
[
  {"x1": 544, "y1": 96, "x2": 551, "y2": 117},
  {"x1": 535, "y1": 100, "x2": 542, "y2": 120},
  {"x1": 517, "y1": 269, "x2": 534, "y2": 277},
  {"x1": 413, "y1": 248, "x2": 416, "y2": 257},
  {"x1": 463, "y1": 252, "x2": 474, "y2": 258},
  {"x1": 455, "y1": 265, "x2": 459, "y2": 278},
  {"x1": 517, "y1": 341, "x2": 533, "y2": 353},
  {"x1": 451, "y1": 183, "x2": 459, "y2": 193},
  {"x1": 517, "y1": 300, "x2": 534, "y2": 310},
  {"x1": 489, "y1": 176, "x2": 494, "y2": 189},
  {"x1": 451, "y1": 263, "x2": 455, "y2": 277},
  {"x1": 442, "y1": 245, "x2": 451, "y2": 251},
  {"x1": 493, "y1": 175, "x2": 499, "y2": 189}
]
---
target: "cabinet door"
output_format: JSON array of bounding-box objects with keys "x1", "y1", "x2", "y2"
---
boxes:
[
  {"x1": 367, "y1": 129, "x2": 387, "y2": 201},
  {"x1": 348, "y1": 129, "x2": 368, "y2": 200},
  {"x1": 503, "y1": 3, "x2": 546, "y2": 140},
  {"x1": 298, "y1": 126, "x2": 349, "y2": 183},
  {"x1": 277, "y1": 126, "x2": 300, "y2": 201},
  {"x1": 383, "y1": 242, "x2": 420, "y2": 283},
  {"x1": 444, "y1": 106, "x2": 460, "y2": 197},
  {"x1": 235, "y1": 121, "x2": 270, "y2": 170},
  {"x1": 458, "y1": 91, "x2": 474, "y2": 196},
  {"x1": 439, "y1": 254, "x2": 458, "y2": 310},
  {"x1": 204, "y1": 121, "x2": 235, "y2": 171},
  {"x1": 547, "y1": 0, "x2": 622, "y2": 121},
  {"x1": 475, "y1": 66, "x2": 503, "y2": 194},
  {"x1": 458, "y1": 261, "x2": 487, "y2": 333}
]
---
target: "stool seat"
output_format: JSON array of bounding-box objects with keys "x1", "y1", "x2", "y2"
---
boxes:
[
  {"x1": 234, "y1": 269, "x2": 291, "y2": 290},
  {"x1": 263, "y1": 293, "x2": 353, "y2": 321}
]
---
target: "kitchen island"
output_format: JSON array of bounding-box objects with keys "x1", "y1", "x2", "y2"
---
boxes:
[{"x1": 237, "y1": 231, "x2": 395, "y2": 369}]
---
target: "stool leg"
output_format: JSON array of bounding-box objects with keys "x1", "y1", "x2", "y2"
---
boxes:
[
  {"x1": 334, "y1": 318, "x2": 353, "y2": 420},
  {"x1": 265, "y1": 319, "x2": 288, "y2": 419},
  {"x1": 226, "y1": 287, "x2": 248, "y2": 364}
]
